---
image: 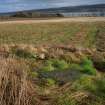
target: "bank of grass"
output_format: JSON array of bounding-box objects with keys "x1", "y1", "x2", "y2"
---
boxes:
[
  {"x1": 0, "y1": 22, "x2": 105, "y2": 47},
  {"x1": 0, "y1": 58, "x2": 38, "y2": 105}
]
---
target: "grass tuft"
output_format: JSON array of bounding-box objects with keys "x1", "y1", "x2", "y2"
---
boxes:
[
  {"x1": 81, "y1": 57, "x2": 97, "y2": 75},
  {"x1": 42, "y1": 59, "x2": 69, "y2": 72}
]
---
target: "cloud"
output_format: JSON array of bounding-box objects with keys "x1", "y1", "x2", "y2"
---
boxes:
[
  {"x1": 0, "y1": 0, "x2": 18, "y2": 3},
  {"x1": 0, "y1": 0, "x2": 105, "y2": 13}
]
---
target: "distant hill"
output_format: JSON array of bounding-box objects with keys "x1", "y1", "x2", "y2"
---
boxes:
[
  {"x1": 0, "y1": 4, "x2": 105, "y2": 19},
  {"x1": 39, "y1": 4, "x2": 105, "y2": 12}
]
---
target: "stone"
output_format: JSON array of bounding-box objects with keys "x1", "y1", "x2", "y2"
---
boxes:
[{"x1": 39, "y1": 53, "x2": 46, "y2": 60}]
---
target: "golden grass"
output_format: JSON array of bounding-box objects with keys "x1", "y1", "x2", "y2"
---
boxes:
[
  {"x1": 0, "y1": 21, "x2": 105, "y2": 105},
  {"x1": 0, "y1": 22, "x2": 105, "y2": 48},
  {"x1": 0, "y1": 58, "x2": 38, "y2": 105}
]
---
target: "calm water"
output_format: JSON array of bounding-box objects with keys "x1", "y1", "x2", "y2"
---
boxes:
[
  {"x1": 0, "y1": 0, "x2": 105, "y2": 13},
  {"x1": 62, "y1": 12, "x2": 105, "y2": 17}
]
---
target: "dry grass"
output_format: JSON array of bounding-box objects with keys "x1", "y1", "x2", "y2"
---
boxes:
[
  {"x1": 0, "y1": 20, "x2": 105, "y2": 105},
  {"x1": 0, "y1": 22, "x2": 105, "y2": 48},
  {"x1": 0, "y1": 58, "x2": 38, "y2": 105}
]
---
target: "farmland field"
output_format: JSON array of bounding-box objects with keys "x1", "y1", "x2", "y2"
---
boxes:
[{"x1": 0, "y1": 18, "x2": 105, "y2": 105}]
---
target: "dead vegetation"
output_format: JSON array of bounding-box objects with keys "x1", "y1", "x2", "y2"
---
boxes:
[
  {"x1": 0, "y1": 58, "x2": 40, "y2": 105},
  {"x1": 0, "y1": 21, "x2": 105, "y2": 105},
  {"x1": 96, "y1": 27, "x2": 105, "y2": 52},
  {"x1": 0, "y1": 44, "x2": 105, "y2": 105}
]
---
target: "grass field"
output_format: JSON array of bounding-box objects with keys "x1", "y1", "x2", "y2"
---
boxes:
[
  {"x1": 0, "y1": 19, "x2": 105, "y2": 105},
  {"x1": 0, "y1": 21, "x2": 105, "y2": 48}
]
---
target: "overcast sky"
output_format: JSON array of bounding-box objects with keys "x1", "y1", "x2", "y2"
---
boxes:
[{"x1": 0, "y1": 0, "x2": 105, "y2": 13}]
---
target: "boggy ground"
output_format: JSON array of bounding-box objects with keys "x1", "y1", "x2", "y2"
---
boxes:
[
  {"x1": 0, "y1": 20, "x2": 105, "y2": 105},
  {"x1": 0, "y1": 44, "x2": 105, "y2": 105}
]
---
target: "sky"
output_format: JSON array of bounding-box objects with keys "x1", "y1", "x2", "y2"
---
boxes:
[{"x1": 0, "y1": 0, "x2": 105, "y2": 13}]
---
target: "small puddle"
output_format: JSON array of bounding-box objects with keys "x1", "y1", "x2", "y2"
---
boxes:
[{"x1": 39, "y1": 69, "x2": 81, "y2": 83}]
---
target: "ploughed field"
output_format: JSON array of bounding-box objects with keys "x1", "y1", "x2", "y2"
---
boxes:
[{"x1": 0, "y1": 19, "x2": 105, "y2": 105}]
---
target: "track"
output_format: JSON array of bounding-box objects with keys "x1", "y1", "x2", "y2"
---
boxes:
[{"x1": 0, "y1": 17, "x2": 105, "y2": 24}]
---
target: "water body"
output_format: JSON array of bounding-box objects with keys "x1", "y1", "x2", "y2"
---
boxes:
[
  {"x1": 62, "y1": 12, "x2": 105, "y2": 17},
  {"x1": 0, "y1": 0, "x2": 105, "y2": 13}
]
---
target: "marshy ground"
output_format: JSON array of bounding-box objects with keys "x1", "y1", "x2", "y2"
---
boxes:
[{"x1": 0, "y1": 17, "x2": 105, "y2": 105}]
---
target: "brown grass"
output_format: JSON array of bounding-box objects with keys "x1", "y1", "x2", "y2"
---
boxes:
[
  {"x1": 1, "y1": 21, "x2": 105, "y2": 48},
  {"x1": 0, "y1": 58, "x2": 38, "y2": 105}
]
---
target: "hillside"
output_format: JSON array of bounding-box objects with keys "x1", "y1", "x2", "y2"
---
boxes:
[
  {"x1": 0, "y1": 4, "x2": 105, "y2": 19},
  {"x1": 34, "y1": 4, "x2": 105, "y2": 13}
]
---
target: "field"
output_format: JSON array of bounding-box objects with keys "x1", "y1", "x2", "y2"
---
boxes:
[
  {"x1": 0, "y1": 19, "x2": 105, "y2": 48},
  {"x1": 0, "y1": 18, "x2": 105, "y2": 105}
]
